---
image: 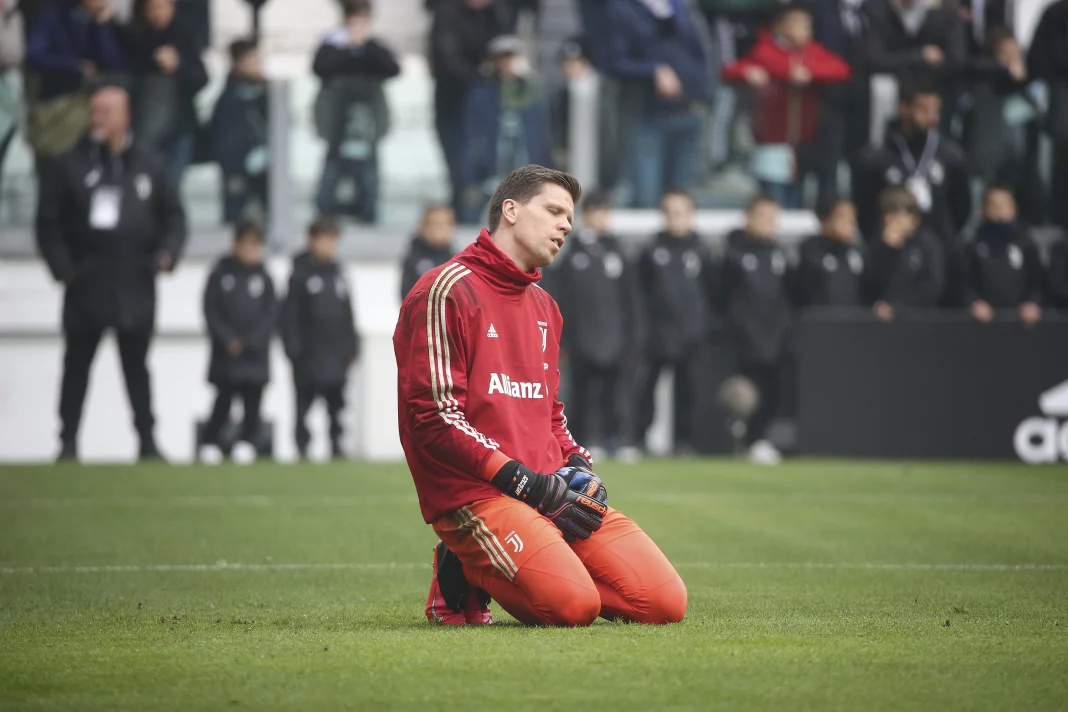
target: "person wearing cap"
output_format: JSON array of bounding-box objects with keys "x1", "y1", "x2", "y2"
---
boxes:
[{"x1": 458, "y1": 34, "x2": 551, "y2": 223}]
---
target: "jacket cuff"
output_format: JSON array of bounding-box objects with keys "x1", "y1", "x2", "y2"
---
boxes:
[{"x1": 479, "y1": 449, "x2": 512, "y2": 482}]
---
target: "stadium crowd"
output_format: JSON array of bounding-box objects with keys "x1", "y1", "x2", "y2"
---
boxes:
[{"x1": 2, "y1": 0, "x2": 1068, "y2": 463}]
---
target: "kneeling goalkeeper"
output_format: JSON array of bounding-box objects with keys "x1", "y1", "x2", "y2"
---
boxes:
[{"x1": 393, "y1": 165, "x2": 687, "y2": 626}]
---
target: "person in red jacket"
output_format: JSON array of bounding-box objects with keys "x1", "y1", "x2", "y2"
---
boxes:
[
  {"x1": 722, "y1": 2, "x2": 852, "y2": 208},
  {"x1": 393, "y1": 164, "x2": 687, "y2": 627}
]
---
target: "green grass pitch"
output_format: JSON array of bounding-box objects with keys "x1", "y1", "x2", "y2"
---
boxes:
[{"x1": 1, "y1": 459, "x2": 1067, "y2": 711}]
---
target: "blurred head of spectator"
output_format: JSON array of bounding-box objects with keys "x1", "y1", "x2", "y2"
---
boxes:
[
  {"x1": 580, "y1": 190, "x2": 612, "y2": 235},
  {"x1": 232, "y1": 219, "x2": 266, "y2": 266},
  {"x1": 877, "y1": 185, "x2": 922, "y2": 247},
  {"x1": 229, "y1": 39, "x2": 264, "y2": 81},
  {"x1": 897, "y1": 83, "x2": 941, "y2": 138},
  {"x1": 486, "y1": 34, "x2": 524, "y2": 79},
  {"x1": 661, "y1": 190, "x2": 696, "y2": 239},
  {"x1": 745, "y1": 194, "x2": 781, "y2": 243},
  {"x1": 986, "y1": 27, "x2": 1027, "y2": 82},
  {"x1": 816, "y1": 195, "x2": 857, "y2": 245},
  {"x1": 308, "y1": 216, "x2": 342, "y2": 263},
  {"x1": 774, "y1": 2, "x2": 813, "y2": 50},
  {"x1": 418, "y1": 205, "x2": 456, "y2": 249},
  {"x1": 980, "y1": 184, "x2": 1017, "y2": 226},
  {"x1": 559, "y1": 36, "x2": 592, "y2": 81},
  {"x1": 89, "y1": 85, "x2": 131, "y2": 153},
  {"x1": 135, "y1": 0, "x2": 176, "y2": 32},
  {"x1": 343, "y1": 0, "x2": 372, "y2": 44}
]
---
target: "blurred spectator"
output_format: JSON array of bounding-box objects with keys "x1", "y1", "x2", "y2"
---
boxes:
[
  {"x1": 458, "y1": 35, "x2": 550, "y2": 223},
  {"x1": 124, "y1": 0, "x2": 208, "y2": 185},
  {"x1": 312, "y1": 0, "x2": 400, "y2": 223},
  {"x1": 634, "y1": 190, "x2": 717, "y2": 454},
  {"x1": 1026, "y1": 0, "x2": 1068, "y2": 234},
  {"x1": 200, "y1": 219, "x2": 277, "y2": 462},
  {"x1": 174, "y1": 0, "x2": 209, "y2": 53},
  {"x1": 36, "y1": 86, "x2": 186, "y2": 461},
  {"x1": 863, "y1": 185, "x2": 945, "y2": 321},
  {"x1": 958, "y1": 0, "x2": 1011, "y2": 59},
  {"x1": 546, "y1": 190, "x2": 641, "y2": 459},
  {"x1": 0, "y1": 0, "x2": 24, "y2": 198},
  {"x1": 549, "y1": 35, "x2": 592, "y2": 169},
  {"x1": 400, "y1": 204, "x2": 456, "y2": 299},
  {"x1": 862, "y1": 0, "x2": 966, "y2": 85},
  {"x1": 25, "y1": 0, "x2": 126, "y2": 162},
  {"x1": 429, "y1": 0, "x2": 515, "y2": 214},
  {"x1": 604, "y1": 0, "x2": 710, "y2": 208},
  {"x1": 794, "y1": 194, "x2": 865, "y2": 307},
  {"x1": 720, "y1": 194, "x2": 790, "y2": 465},
  {"x1": 210, "y1": 38, "x2": 268, "y2": 224},
  {"x1": 721, "y1": 2, "x2": 851, "y2": 208},
  {"x1": 855, "y1": 82, "x2": 972, "y2": 246},
  {"x1": 962, "y1": 185, "x2": 1043, "y2": 327},
  {"x1": 1049, "y1": 239, "x2": 1068, "y2": 309},
  {"x1": 966, "y1": 28, "x2": 1044, "y2": 226},
  {"x1": 281, "y1": 217, "x2": 361, "y2": 460},
  {"x1": 575, "y1": 0, "x2": 611, "y2": 69}
]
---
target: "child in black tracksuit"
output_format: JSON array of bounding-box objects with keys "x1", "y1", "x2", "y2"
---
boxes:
[
  {"x1": 202, "y1": 220, "x2": 279, "y2": 450},
  {"x1": 281, "y1": 217, "x2": 361, "y2": 459}
]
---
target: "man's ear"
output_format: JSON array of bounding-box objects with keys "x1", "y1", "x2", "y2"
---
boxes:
[{"x1": 502, "y1": 198, "x2": 519, "y2": 227}]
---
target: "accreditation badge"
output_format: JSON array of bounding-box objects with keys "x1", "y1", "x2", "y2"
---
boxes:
[{"x1": 89, "y1": 186, "x2": 123, "y2": 230}]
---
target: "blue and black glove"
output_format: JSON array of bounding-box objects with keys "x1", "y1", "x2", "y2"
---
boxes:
[{"x1": 492, "y1": 459, "x2": 609, "y2": 541}]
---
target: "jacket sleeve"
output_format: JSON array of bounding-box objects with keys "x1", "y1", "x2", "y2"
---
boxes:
[
  {"x1": 35, "y1": 159, "x2": 75, "y2": 283},
  {"x1": 1022, "y1": 239, "x2": 1044, "y2": 305},
  {"x1": 203, "y1": 268, "x2": 239, "y2": 346},
  {"x1": 863, "y1": 11, "x2": 925, "y2": 73},
  {"x1": 947, "y1": 158, "x2": 973, "y2": 236},
  {"x1": 93, "y1": 22, "x2": 126, "y2": 71},
  {"x1": 959, "y1": 246, "x2": 980, "y2": 305},
  {"x1": 549, "y1": 304, "x2": 592, "y2": 465},
  {"x1": 916, "y1": 237, "x2": 946, "y2": 307},
  {"x1": 396, "y1": 285, "x2": 512, "y2": 481},
  {"x1": 344, "y1": 283, "x2": 361, "y2": 362},
  {"x1": 1027, "y1": 6, "x2": 1068, "y2": 79},
  {"x1": 604, "y1": 5, "x2": 657, "y2": 79},
  {"x1": 314, "y1": 42, "x2": 399, "y2": 80},
  {"x1": 399, "y1": 253, "x2": 418, "y2": 301},
  {"x1": 279, "y1": 268, "x2": 303, "y2": 361},
  {"x1": 244, "y1": 274, "x2": 279, "y2": 351},
  {"x1": 177, "y1": 40, "x2": 209, "y2": 94},
  {"x1": 807, "y1": 43, "x2": 852, "y2": 83},
  {"x1": 430, "y1": 10, "x2": 483, "y2": 86},
  {"x1": 155, "y1": 159, "x2": 187, "y2": 267},
  {"x1": 25, "y1": 12, "x2": 81, "y2": 74}
]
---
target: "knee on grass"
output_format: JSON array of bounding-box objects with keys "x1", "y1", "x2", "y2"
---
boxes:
[
  {"x1": 537, "y1": 585, "x2": 601, "y2": 627},
  {"x1": 626, "y1": 575, "x2": 689, "y2": 625}
]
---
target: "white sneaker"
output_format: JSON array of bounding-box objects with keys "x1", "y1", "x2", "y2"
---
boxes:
[
  {"x1": 616, "y1": 446, "x2": 642, "y2": 465},
  {"x1": 749, "y1": 440, "x2": 782, "y2": 466},
  {"x1": 231, "y1": 441, "x2": 257, "y2": 465},
  {"x1": 198, "y1": 444, "x2": 223, "y2": 465}
]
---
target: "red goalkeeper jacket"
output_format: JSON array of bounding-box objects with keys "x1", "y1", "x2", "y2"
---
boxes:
[{"x1": 394, "y1": 230, "x2": 591, "y2": 523}]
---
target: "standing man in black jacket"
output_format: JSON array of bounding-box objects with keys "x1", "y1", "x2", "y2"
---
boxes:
[
  {"x1": 36, "y1": 85, "x2": 187, "y2": 462},
  {"x1": 399, "y1": 204, "x2": 456, "y2": 299},
  {"x1": 721, "y1": 195, "x2": 792, "y2": 465},
  {"x1": 429, "y1": 0, "x2": 514, "y2": 213},
  {"x1": 962, "y1": 185, "x2": 1043, "y2": 327},
  {"x1": 1027, "y1": 0, "x2": 1068, "y2": 235},
  {"x1": 281, "y1": 217, "x2": 361, "y2": 460},
  {"x1": 634, "y1": 190, "x2": 718, "y2": 454},
  {"x1": 201, "y1": 220, "x2": 279, "y2": 461},
  {"x1": 794, "y1": 194, "x2": 865, "y2": 308},
  {"x1": 855, "y1": 83, "x2": 972, "y2": 247},
  {"x1": 545, "y1": 190, "x2": 641, "y2": 459}
]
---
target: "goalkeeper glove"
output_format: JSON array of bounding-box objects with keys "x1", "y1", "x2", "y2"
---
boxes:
[{"x1": 492, "y1": 460, "x2": 608, "y2": 541}]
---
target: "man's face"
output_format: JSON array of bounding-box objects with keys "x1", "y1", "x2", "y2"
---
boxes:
[
  {"x1": 901, "y1": 94, "x2": 941, "y2": 134},
  {"x1": 421, "y1": 208, "x2": 455, "y2": 248},
  {"x1": 492, "y1": 52, "x2": 518, "y2": 78},
  {"x1": 89, "y1": 89, "x2": 130, "y2": 143},
  {"x1": 507, "y1": 182, "x2": 574, "y2": 269},
  {"x1": 582, "y1": 206, "x2": 610, "y2": 235},
  {"x1": 236, "y1": 50, "x2": 264, "y2": 80},
  {"x1": 983, "y1": 190, "x2": 1017, "y2": 223},
  {"x1": 662, "y1": 194, "x2": 695, "y2": 237},
  {"x1": 777, "y1": 11, "x2": 812, "y2": 48},
  {"x1": 994, "y1": 37, "x2": 1022, "y2": 66},
  {"x1": 747, "y1": 201, "x2": 781, "y2": 241},
  {"x1": 234, "y1": 237, "x2": 264, "y2": 266},
  {"x1": 822, "y1": 203, "x2": 857, "y2": 244},
  {"x1": 146, "y1": 0, "x2": 175, "y2": 29},
  {"x1": 82, "y1": 0, "x2": 109, "y2": 18},
  {"x1": 309, "y1": 232, "x2": 340, "y2": 262}
]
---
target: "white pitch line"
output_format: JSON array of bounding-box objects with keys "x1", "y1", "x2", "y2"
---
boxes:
[{"x1": 2, "y1": 561, "x2": 1066, "y2": 575}]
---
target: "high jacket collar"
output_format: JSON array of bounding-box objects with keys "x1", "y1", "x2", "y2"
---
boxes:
[{"x1": 457, "y1": 229, "x2": 541, "y2": 298}]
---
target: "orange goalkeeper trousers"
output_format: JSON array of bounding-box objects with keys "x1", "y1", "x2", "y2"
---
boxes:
[{"x1": 432, "y1": 495, "x2": 687, "y2": 627}]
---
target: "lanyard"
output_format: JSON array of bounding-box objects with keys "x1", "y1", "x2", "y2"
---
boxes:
[{"x1": 891, "y1": 129, "x2": 939, "y2": 179}]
